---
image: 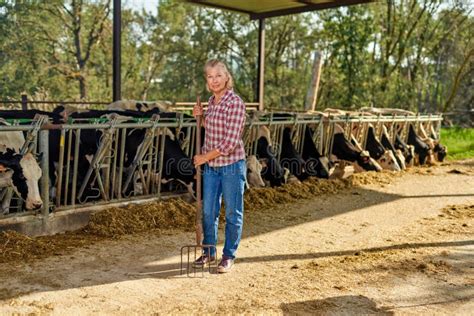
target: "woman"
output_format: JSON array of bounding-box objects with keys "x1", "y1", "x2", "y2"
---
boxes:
[{"x1": 192, "y1": 59, "x2": 246, "y2": 273}]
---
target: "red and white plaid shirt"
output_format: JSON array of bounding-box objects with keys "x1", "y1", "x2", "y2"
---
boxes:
[{"x1": 203, "y1": 89, "x2": 246, "y2": 167}]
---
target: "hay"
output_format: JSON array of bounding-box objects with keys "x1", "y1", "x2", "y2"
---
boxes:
[
  {"x1": 348, "y1": 171, "x2": 399, "y2": 186},
  {"x1": 0, "y1": 169, "x2": 401, "y2": 264},
  {"x1": 84, "y1": 198, "x2": 196, "y2": 237},
  {"x1": 0, "y1": 231, "x2": 48, "y2": 262},
  {"x1": 0, "y1": 230, "x2": 98, "y2": 264},
  {"x1": 244, "y1": 178, "x2": 352, "y2": 210},
  {"x1": 441, "y1": 204, "x2": 474, "y2": 219},
  {"x1": 0, "y1": 199, "x2": 195, "y2": 263}
]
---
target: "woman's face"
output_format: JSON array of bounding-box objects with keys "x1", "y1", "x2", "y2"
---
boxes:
[{"x1": 206, "y1": 66, "x2": 228, "y2": 95}]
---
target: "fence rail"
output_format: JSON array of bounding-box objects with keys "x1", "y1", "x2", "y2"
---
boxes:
[
  {"x1": 0, "y1": 111, "x2": 443, "y2": 221},
  {"x1": 0, "y1": 95, "x2": 260, "y2": 111}
]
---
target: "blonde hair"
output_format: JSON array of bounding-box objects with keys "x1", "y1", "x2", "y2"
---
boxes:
[{"x1": 204, "y1": 59, "x2": 234, "y2": 91}]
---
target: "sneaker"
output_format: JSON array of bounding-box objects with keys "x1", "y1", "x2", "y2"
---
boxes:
[
  {"x1": 192, "y1": 255, "x2": 216, "y2": 268},
  {"x1": 217, "y1": 256, "x2": 234, "y2": 273}
]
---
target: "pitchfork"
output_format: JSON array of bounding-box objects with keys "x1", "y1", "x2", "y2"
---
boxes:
[{"x1": 180, "y1": 96, "x2": 217, "y2": 276}]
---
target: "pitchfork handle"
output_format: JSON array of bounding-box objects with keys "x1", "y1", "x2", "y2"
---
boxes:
[{"x1": 195, "y1": 96, "x2": 203, "y2": 245}]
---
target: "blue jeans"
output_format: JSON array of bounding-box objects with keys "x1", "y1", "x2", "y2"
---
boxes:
[{"x1": 202, "y1": 159, "x2": 246, "y2": 259}]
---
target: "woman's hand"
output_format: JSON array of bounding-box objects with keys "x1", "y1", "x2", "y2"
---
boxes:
[
  {"x1": 193, "y1": 103, "x2": 203, "y2": 117},
  {"x1": 193, "y1": 154, "x2": 208, "y2": 167}
]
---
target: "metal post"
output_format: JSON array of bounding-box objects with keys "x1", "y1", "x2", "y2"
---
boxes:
[
  {"x1": 113, "y1": 0, "x2": 121, "y2": 101},
  {"x1": 39, "y1": 129, "x2": 50, "y2": 218},
  {"x1": 21, "y1": 94, "x2": 28, "y2": 110},
  {"x1": 256, "y1": 18, "x2": 265, "y2": 111},
  {"x1": 56, "y1": 129, "x2": 66, "y2": 207},
  {"x1": 71, "y1": 129, "x2": 81, "y2": 206}
]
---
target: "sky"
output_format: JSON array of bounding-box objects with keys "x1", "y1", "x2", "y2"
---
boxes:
[{"x1": 124, "y1": 0, "x2": 159, "y2": 15}]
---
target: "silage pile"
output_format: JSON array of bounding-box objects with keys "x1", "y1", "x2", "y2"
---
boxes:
[
  {"x1": 84, "y1": 198, "x2": 196, "y2": 237},
  {"x1": 0, "y1": 230, "x2": 98, "y2": 263},
  {"x1": 348, "y1": 170, "x2": 400, "y2": 186},
  {"x1": 0, "y1": 169, "x2": 400, "y2": 264},
  {"x1": 0, "y1": 231, "x2": 50, "y2": 263},
  {"x1": 0, "y1": 198, "x2": 196, "y2": 263},
  {"x1": 244, "y1": 178, "x2": 351, "y2": 209}
]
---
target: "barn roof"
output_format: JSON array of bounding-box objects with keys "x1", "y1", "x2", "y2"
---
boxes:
[{"x1": 180, "y1": 0, "x2": 376, "y2": 20}]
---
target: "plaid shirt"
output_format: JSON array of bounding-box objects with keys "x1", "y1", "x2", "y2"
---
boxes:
[{"x1": 203, "y1": 89, "x2": 246, "y2": 167}]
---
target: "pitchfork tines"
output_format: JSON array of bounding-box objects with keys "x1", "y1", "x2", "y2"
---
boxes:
[{"x1": 180, "y1": 244, "x2": 217, "y2": 277}]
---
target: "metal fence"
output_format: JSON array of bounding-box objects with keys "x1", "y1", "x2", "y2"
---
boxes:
[
  {"x1": 0, "y1": 112, "x2": 443, "y2": 221},
  {"x1": 0, "y1": 95, "x2": 260, "y2": 112}
]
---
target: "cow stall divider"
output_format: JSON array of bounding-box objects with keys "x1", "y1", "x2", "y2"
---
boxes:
[
  {"x1": 0, "y1": 113, "x2": 443, "y2": 231},
  {"x1": 323, "y1": 115, "x2": 442, "y2": 159}
]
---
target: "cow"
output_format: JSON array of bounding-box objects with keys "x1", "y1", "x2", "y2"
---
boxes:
[
  {"x1": 331, "y1": 124, "x2": 382, "y2": 173},
  {"x1": 16, "y1": 109, "x2": 194, "y2": 202},
  {"x1": 407, "y1": 124, "x2": 430, "y2": 165},
  {"x1": 66, "y1": 110, "x2": 196, "y2": 199},
  {"x1": 433, "y1": 142, "x2": 447, "y2": 162},
  {"x1": 250, "y1": 124, "x2": 287, "y2": 187},
  {"x1": 246, "y1": 155, "x2": 265, "y2": 187},
  {"x1": 280, "y1": 126, "x2": 310, "y2": 181},
  {"x1": 0, "y1": 108, "x2": 66, "y2": 191},
  {"x1": 380, "y1": 126, "x2": 406, "y2": 170},
  {"x1": 159, "y1": 127, "x2": 196, "y2": 196},
  {"x1": 364, "y1": 125, "x2": 401, "y2": 171},
  {"x1": 394, "y1": 133, "x2": 415, "y2": 167},
  {"x1": 0, "y1": 119, "x2": 43, "y2": 212},
  {"x1": 418, "y1": 123, "x2": 448, "y2": 163},
  {"x1": 428, "y1": 128, "x2": 447, "y2": 162},
  {"x1": 107, "y1": 100, "x2": 172, "y2": 112},
  {"x1": 301, "y1": 125, "x2": 330, "y2": 179}
]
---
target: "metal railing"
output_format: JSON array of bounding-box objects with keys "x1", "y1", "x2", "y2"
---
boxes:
[
  {"x1": 0, "y1": 95, "x2": 260, "y2": 112},
  {"x1": 0, "y1": 111, "x2": 443, "y2": 220}
]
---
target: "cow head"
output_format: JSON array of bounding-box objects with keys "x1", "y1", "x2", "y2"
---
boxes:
[
  {"x1": 417, "y1": 146, "x2": 430, "y2": 165},
  {"x1": 377, "y1": 150, "x2": 401, "y2": 171},
  {"x1": 434, "y1": 142, "x2": 447, "y2": 162},
  {"x1": 305, "y1": 157, "x2": 330, "y2": 179},
  {"x1": 246, "y1": 155, "x2": 265, "y2": 187},
  {"x1": 404, "y1": 145, "x2": 415, "y2": 167},
  {"x1": 354, "y1": 151, "x2": 382, "y2": 172},
  {"x1": 0, "y1": 149, "x2": 43, "y2": 210},
  {"x1": 395, "y1": 149, "x2": 406, "y2": 170}
]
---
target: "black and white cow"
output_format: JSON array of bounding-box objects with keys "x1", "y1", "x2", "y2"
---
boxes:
[
  {"x1": 251, "y1": 125, "x2": 287, "y2": 187},
  {"x1": 407, "y1": 124, "x2": 430, "y2": 165},
  {"x1": 331, "y1": 124, "x2": 382, "y2": 173},
  {"x1": 107, "y1": 100, "x2": 172, "y2": 112},
  {"x1": 246, "y1": 155, "x2": 265, "y2": 187},
  {"x1": 280, "y1": 126, "x2": 310, "y2": 181},
  {"x1": 0, "y1": 120, "x2": 43, "y2": 211},
  {"x1": 301, "y1": 125, "x2": 330, "y2": 179},
  {"x1": 364, "y1": 125, "x2": 401, "y2": 171},
  {"x1": 380, "y1": 125, "x2": 406, "y2": 170},
  {"x1": 394, "y1": 133, "x2": 415, "y2": 167}
]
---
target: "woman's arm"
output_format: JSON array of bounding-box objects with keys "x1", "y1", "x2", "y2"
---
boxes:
[{"x1": 194, "y1": 149, "x2": 220, "y2": 166}]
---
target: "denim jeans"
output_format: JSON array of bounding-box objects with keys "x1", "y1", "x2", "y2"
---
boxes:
[{"x1": 202, "y1": 159, "x2": 246, "y2": 259}]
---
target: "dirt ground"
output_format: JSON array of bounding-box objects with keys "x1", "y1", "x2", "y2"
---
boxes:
[{"x1": 0, "y1": 160, "x2": 473, "y2": 315}]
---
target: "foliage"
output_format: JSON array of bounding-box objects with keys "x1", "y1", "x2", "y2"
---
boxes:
[
  {"x1": 0, "y1": 0, "x2": 472, "y2": 112},
  {"x1": 441, "y1": 127, "x2": 474, "y2": 160}
]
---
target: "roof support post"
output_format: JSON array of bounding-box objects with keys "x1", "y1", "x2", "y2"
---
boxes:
[
  {"x1": 113, "y1": 0, "x2": 121, "y2": 101},
  {"x1": 256, "y1": 18, "x2": 265, "y2": 111}
]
